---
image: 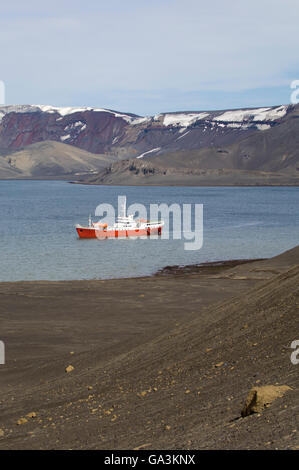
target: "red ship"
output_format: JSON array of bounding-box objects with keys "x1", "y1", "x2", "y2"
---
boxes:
[{"x1": 76, "y1": 201, "x2": 164, "y2": 239}]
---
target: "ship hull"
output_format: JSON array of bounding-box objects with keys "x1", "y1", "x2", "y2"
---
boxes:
[{"x1": 76, "y1": 226, "x2": 162, "y2": 239}]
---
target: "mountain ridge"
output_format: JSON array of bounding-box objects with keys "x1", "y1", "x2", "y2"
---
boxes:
[{"x1": 1, "y1": 103, "x2": 299, "y2": 183}]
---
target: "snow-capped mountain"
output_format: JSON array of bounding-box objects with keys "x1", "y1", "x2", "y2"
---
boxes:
[
  {"x1": 0, "y1": 103, "x2": 291, "y2": 158},
  {"x1": 1, "y1": 103, "x2": 299, "y2": 182}
]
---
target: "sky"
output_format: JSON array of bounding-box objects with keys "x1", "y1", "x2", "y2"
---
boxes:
[{"x1": 1, "y1": 0, "x2": 299, "y2": 115}]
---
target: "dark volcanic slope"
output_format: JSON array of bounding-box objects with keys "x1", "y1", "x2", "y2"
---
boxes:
[
  {"x1": 149, "y1": 110, "x2": 299, "y2": 173},
  {"x1": 0, "y1": 246, "x2": 298, "y2": 449},
  {"x1": 75, "y1": 104, "x2": 299, "y2": 185}
]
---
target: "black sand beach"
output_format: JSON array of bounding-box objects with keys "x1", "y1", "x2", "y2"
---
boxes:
[{"x1": 0, "y1": 248, "x2": 298, "y2": 449}]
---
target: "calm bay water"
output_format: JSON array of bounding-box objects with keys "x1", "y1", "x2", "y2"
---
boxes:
[{"x1": 0, "y1": 180, "x2": 298, "y2": 282}]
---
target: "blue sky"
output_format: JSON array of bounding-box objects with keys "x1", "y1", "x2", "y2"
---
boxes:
[{"x1": 1, "y1": 0, "x2": 299, "y2": 115}]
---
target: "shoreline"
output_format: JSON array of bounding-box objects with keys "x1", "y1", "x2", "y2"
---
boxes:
[
  {"x1": 0, "y1": 257, "x2": 266, "y2": 285},
  {"x1": 1, "y1": 177, "x2": 299, "y2": 187},
  {"x1": 155, "y1": 257, "x2": 265, "y2": 276},
  {"x1": 71, "y1": 180, "x2": 299, "y2": 187}
]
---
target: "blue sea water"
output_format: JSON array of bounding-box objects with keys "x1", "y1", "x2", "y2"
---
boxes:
[{"x1": 0, "y1": 181, "x2": 298, "y2": 282}]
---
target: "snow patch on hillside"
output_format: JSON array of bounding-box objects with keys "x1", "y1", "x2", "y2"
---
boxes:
[
  {"x1": 137, "y1": 147, "x2": 161, "y2": 159},
  {"x1": 60, "y1": 134, "x2": 71, "y2": 142},
  {"x1": 155, "y1": 112, "x2": 210, "y2": 127},
  {"x1": 213, "y1": 105, "x2": 288, "y2": 123},
  {"x1": 176, "y1": 130, "x2": 190, "y2": 141},
  {"x1": 227, "y1": 123, "x2": 250, "y2": 129},
  {"x1": 37, "y1": 105, "x2": 136, "y2": 123},
  {"x1": 131, "y1": 116, "x2": 152, "y2": 125},
  {"x1": 0, "y1": 104, "x2": 136, "y2": 124},
  {"x1": 256, "y1": 123, "x2": 271, "y2": 131},
  {"x1": 64, "y1": 121, "x2": 86, "y2": 131}
]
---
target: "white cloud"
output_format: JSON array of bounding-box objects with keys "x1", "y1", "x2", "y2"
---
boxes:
[{"x1": 1, "y1": 0, "x2": 299, "y2": 112}]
